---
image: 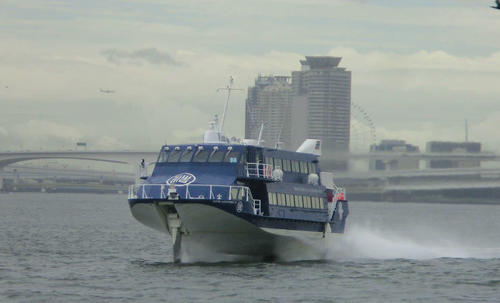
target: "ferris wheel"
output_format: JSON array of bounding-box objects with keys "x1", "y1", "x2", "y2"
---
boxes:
[{"x1": 350, "y1": 102, "x2": 377, "y2": 152}]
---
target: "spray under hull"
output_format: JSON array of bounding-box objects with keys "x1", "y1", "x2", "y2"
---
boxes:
[{"x1": 129, "y1": 200, "x2": 334, "y2": 262}]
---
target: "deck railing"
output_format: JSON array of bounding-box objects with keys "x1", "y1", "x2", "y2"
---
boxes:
[
  {"x1": 128, "y1": 183, "x2": 263, "y2": 216},
  {"x1": 245, "y1": 162, "x2": 273, "y2": 179}
]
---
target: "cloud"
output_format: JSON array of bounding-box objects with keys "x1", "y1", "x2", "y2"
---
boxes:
[
  {"x1": 1, "y1": 45, "x2": 500, "y2": 153},
  {"x1": 101, "y1": 48, "x2": 183, "y2": 66}
]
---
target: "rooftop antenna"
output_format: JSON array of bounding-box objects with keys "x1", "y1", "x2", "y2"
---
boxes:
[
  {"x1": 275, "y1": 127, "x2": 283, "y2": 149},
  {"x1": 217, "y1": 76, "x2": 243, "y2": 136},
  {"x1": 257, "y1": 123, "x2": 264, "y2": 145}
]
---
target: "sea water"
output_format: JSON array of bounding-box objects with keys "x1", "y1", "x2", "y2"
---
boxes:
[{"x1": 1, "y1": 193, "x2": 499, "y2": 302}]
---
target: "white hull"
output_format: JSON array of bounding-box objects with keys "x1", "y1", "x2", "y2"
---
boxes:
[{"x1": 130, "y1": 202, "x2": 335, "y2": 262}]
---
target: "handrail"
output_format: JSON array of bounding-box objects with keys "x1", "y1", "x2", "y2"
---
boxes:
[
  {"x1": 129, "y1": 183, "x2": 253, "y2": 201},
  {"x1": 245, "y1": 162, "x2": 273, "y2": 179},
  {"x1": 129, "y1": 183, "x2": 264, "y2": 216}
]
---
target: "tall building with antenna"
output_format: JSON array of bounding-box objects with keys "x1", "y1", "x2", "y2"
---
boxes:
[
  {"x1": 245, "y1": 75, "x2": 292, "y2": 148},
  {"x1": 245, "y1": 56, "x2": 351, "y2": 161}
]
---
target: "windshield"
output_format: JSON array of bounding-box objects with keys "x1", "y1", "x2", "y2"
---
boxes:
[
  {"x1": 158, "y1": 149, "x2": 169, "y2": 163},
  {"x1": 193, "y1": 149, "x2": 210, "y2": 162},
  {"x1": 208, "y1": 150, "x2": 225, "y2": 162},
  {"x1": 179, "y1": 149, "x2": 194, "y2": 162},
  {"x1": 167, "y1": 149, "x2": 182, "y2": 162}
]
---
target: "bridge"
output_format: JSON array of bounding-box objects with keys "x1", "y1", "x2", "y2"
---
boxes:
[
  {"x1": 324, "y1": 151, "x2": 500, "y2": 162},
  {"x1": 1, "y1": 149, "x2": 499, "y2": 194},
  {"x1": 0, "y1": 150, "x2": 158, "y2": 190}
]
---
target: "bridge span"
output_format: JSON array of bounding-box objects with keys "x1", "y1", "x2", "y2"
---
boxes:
[
  {"x1": 0, "y1": 151, "x2": 158, "y2": 190},
  {"x1": 0, "y1": 151, "x2": 158, "y2": 168}
]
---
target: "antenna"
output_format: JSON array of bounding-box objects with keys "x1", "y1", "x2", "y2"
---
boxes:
[
  {"x1": 217, "y1": 76, "x2": 243, "y2": 135},
  {"x1": 275, "y1": 127, "x2": 283, "y2": 149},
  {"x1": 257, "y1": 123, "x2": 264, "y2": 145}
]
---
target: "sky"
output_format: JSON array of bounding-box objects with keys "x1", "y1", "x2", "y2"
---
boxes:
[{"x1": 1, "y1": 0, "x2": 499, "y2": 152}]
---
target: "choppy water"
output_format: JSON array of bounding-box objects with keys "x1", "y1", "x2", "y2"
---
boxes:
[{"x1": 1, "y1": 193, "x2": 499, "y2": 302}]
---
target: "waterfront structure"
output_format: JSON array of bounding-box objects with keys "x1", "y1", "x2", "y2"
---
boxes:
[
  {"x1": 245, "y1": 76, "x2": 292, "y2": 149},
  {"x1": 369, "y1": 140, "x2": 420, "y2": 170},
  {"x1": 426, "y1": 141, "x2": 481, "y2": 168}
]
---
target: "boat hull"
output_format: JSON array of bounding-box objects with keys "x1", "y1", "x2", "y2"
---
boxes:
[{"x1": 129, "y1": 200, "x2": 329, "y2": 262}]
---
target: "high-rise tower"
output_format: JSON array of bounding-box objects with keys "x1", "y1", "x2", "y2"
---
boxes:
[
  {"x1": 245, "y1": 75, "x2": 292, "y2": 148},
  {"x1": 291, "y1": 56, "x2": 351, "y2": 153},
  {"x1": 245, "y1": 56, "x2": 351, "y2": 159}
]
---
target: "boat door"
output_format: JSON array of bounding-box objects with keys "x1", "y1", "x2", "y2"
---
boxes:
[{"x1": 246, "y1": 147, "x2": 263, "y2": 165}]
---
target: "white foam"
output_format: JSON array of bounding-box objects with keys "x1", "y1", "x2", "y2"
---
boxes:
[{"x1": 327, "y1": 224, "x2": 500, "y2": 260}]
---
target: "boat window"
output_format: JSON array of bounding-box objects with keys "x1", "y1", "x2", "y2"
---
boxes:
[
  {"x1": 313, "y1": 197, "x2": 319, "y2": 209},
  {"x1": 179, "y1": 149, "x2": 194, "y2": 162},
  {"x1": 295, "y1": 195, "x2": 303, "y2": 208},
  {"x1": 304, "y1": 196, "x2": 312, "y2": 208},
  {"x1": 278, "y1": 193, "x2": 286, "y2": 206},
  {"x1": 158, "y1": 149, "x2": 170, "y2": 163},
  {"x1": 300, "y1": 161, "x2": 308, "y2": 174},
  {"x1": 265, "y1": 157, "x2": 273, "y2": 166},
  {"x1": 286, "y1": 194, "x2": 294, "y2": 207},
  {"x1": 274, "y1": 158, "x2": 282, "y2": 170},
  {"x1": 291, "y1": 160, "x2": 300, "y2": 173},
  {"x1": 268, "y1": 192, "x2": 276, "y2": 205},
  {"x1": 208, "y1": 150, "x2": 225, "y2": 162},
  {"x1": 167, "y1": 149, "x2": 182, "y2": 162},
  {"x1": 193, "y1": 149, "x2": 210, "y2": 162},
  {"x1": 224, "y1": 151, "x2": 240, "y2": 163},
  {"x1": 319, "y1": 198, "x2": 324, "y2": 209},
  {"x1": 240, "y1": 152, "x2": 247, "y2": 164},
  {"x1": 307, "y1": 162, "x2": 314, "y2": 174},
  {"x1": 283, "y1": 159, "x2": 291, "y2": 172}
]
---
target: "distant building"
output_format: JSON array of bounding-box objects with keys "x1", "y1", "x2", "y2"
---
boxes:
[
  {"x1": 290, "y1": 56, "x2": 351, "y2": 153},
  {"x1": 426, "y1": 141, "x2": 481, "y2": 168},
  {"x1": 245, "y1": 76, "x2": 292, "y2": 148},
  {"x1": 245, "y1": 56, "x2": 352, "y2": 164},
  {"x1": 369, "y1": 140, "x2": 420, "y2": 170}
]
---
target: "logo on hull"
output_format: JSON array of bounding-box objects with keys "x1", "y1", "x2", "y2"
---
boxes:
[{"x1": 166, "y1": 173, "x2": 196, "y2": 185}]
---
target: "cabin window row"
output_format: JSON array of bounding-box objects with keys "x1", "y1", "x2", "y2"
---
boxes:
[
  {"x1": 158, "y1": 148, "x2": 243, "y2": 163},
  {"x1": 268, "y1": 192, "x2": 324, "y2": 209},
  {"x1": 265, "y1": 157, "x2": 317, "y2": 174}
]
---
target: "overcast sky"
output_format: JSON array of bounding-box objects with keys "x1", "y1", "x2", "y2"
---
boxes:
[{"x1": 1, "y1": 0, "x2": 499, "y2": 152}]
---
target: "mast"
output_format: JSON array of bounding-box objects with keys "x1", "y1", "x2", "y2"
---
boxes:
[{"x1": 217, "y1": 76, "x2": 243, "y2": 136}]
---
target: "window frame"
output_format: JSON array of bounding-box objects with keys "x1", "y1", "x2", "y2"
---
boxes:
[
  {"x1": 208, "y1": 149, "x2": 225, "y2": 163},
  {"x1": 167, "y1": 149, "x2": 182, "y2": 162},
  {"x1": 179, "y1": 148, "x2": 194, "y2": 162}
]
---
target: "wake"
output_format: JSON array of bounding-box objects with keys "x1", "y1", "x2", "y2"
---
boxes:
[{"x1": 327, "y1": 224, "x2": 500, "y2": 260}]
